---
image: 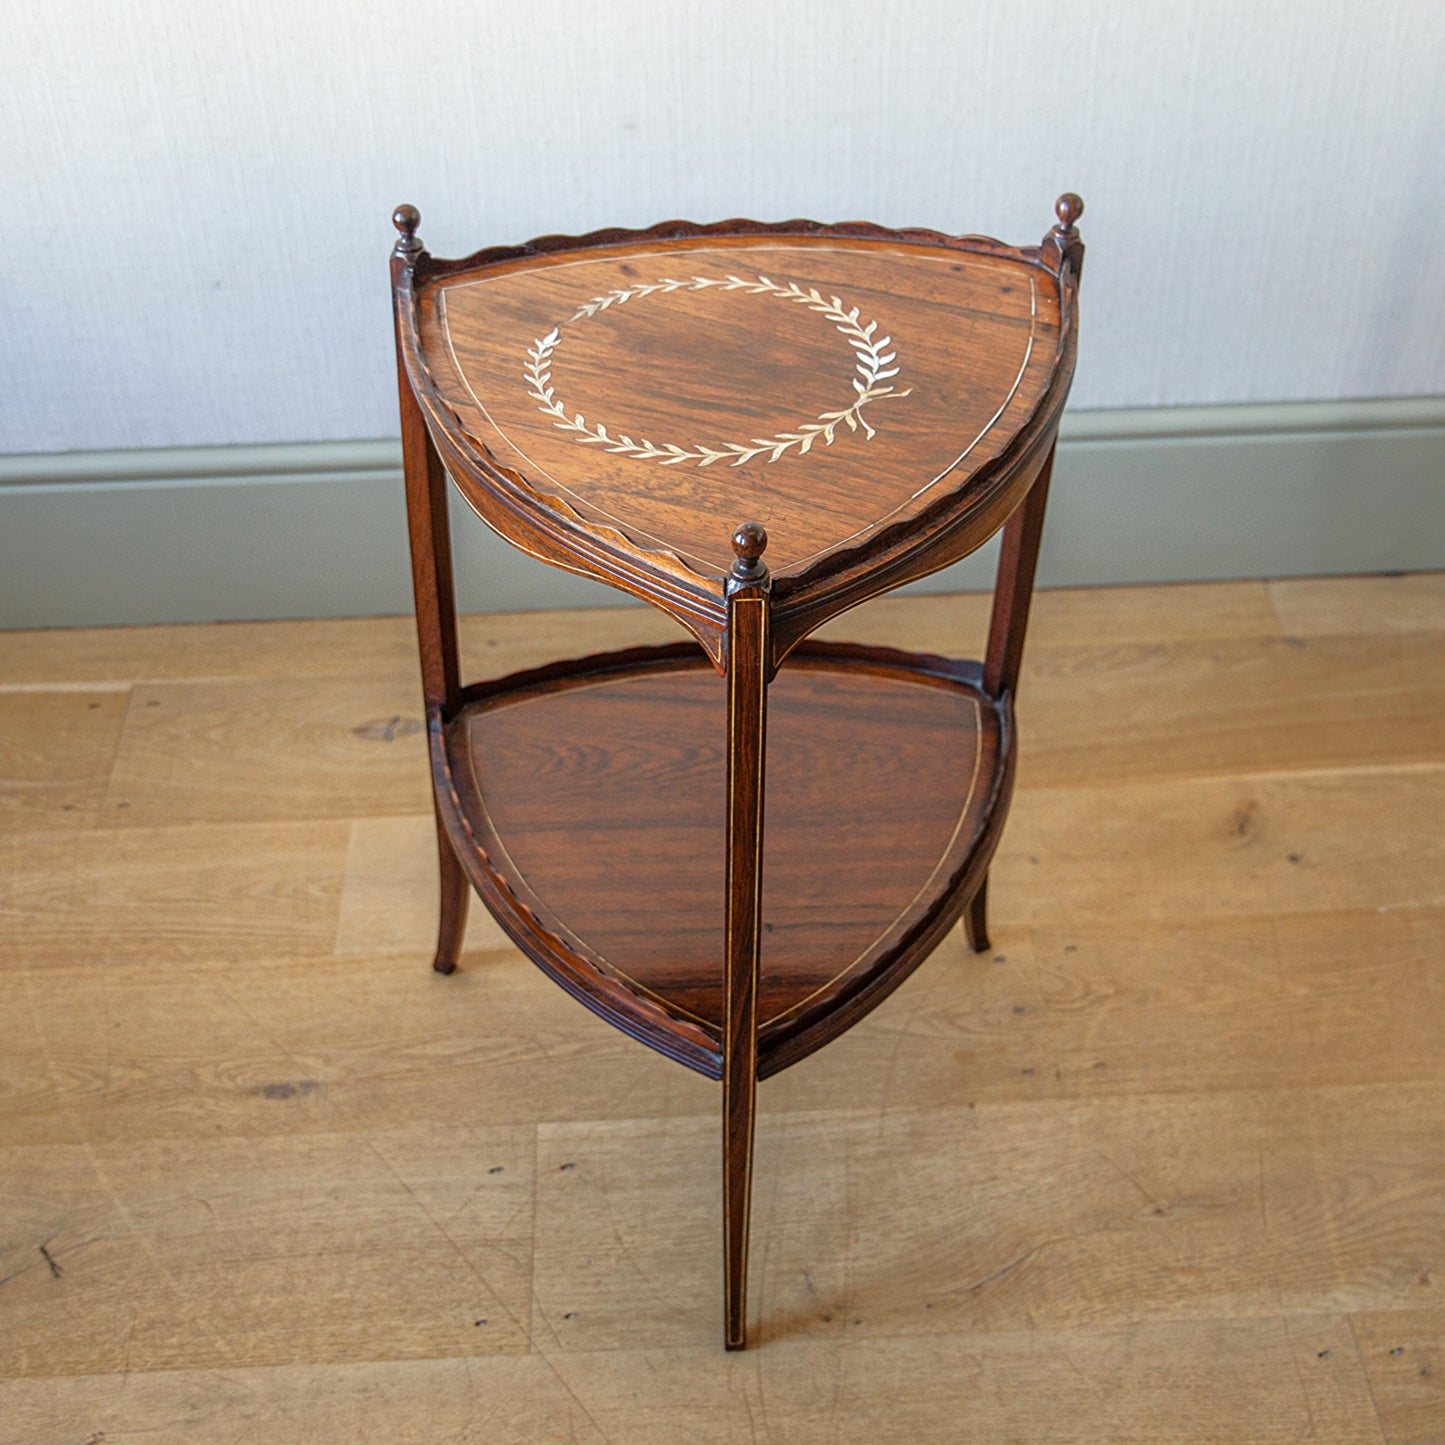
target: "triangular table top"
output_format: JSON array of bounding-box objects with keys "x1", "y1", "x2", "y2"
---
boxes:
[{"x1": 398, "y1": 220, "x2": 1077, "y2": 664}]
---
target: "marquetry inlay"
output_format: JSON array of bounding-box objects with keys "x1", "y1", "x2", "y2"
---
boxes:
[{"x1": 523, "y1": 273, "x2": 911, "y2": 468}]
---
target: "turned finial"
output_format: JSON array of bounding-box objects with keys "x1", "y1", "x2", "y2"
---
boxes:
[
  {"x1": 1053, "y1": 192, "x2": 1084, "y2": 236},
  {"x1": 1046, "y1": 193, "x2": 1085, "y2": 279},
  {"x1": 729, "y1": 521, "x2": 768, "y2": 582},
  {"x1": 392, "y1": 203, "x2": 423, "y2": 257}
]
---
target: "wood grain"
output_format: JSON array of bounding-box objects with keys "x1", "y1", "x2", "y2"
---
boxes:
[
  {"x1": 2, "y1": 575, "x2": 1442, "y2": 1439},
  {"x1": 1269, "y1": 571, "x2": 1445, "y2": 637},
  {"x1": 426, "y1": 241, "x2": 1060, "y2": 576},
  {"x1": 542, "y1": 1316, "x2": 1381, "y2": 1444},
  {"x1": 528, "y1": 1083, "x2": 1445, "y2": 1352},
  {"x1": 0, "y1": 820, "x2": 347, "y2": 965},
  {"x1": 0, "y1": 577, "x2": 1294, "y2": 691},
  {"x1": 1015, "y1": 630, "x2": 1445, "y2": 787},
  {"x1": 398, "y1": 210, "x2": 1080, "y2": 664},
  {"x1": 0, "y1": 688, "x2": 129, "y2": 832},
  {"x1": 450, "y1": 647, "x2": 1002, "y2": 1075},
  {"x1": 992, "y1": 767, "x2": 1445, "y2": 927},
  {"x1": 1350, "y1": 1310, "x2": 1445, "y2": 1444},
  {"x1": 0, "y1": 616, "x2": 425, "y2": 687},
  {"x1": 761, "y1": 904, "x2": 1445, "y2": 1121},
  {"x1": 0, "y1": 1124, "x2": 537, "y2": 1377},
  {"x1": 100, "y1": 675, "x2": 432, "y2": 826},
  {"x1": 335, "y1": 815, "x2": 511, "y2": 957},
  {"x1": 0, "y1": 1357, "x2": 609, "y2": 1445}
]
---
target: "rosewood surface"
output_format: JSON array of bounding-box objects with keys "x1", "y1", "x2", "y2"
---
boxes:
[
  {"x1": 435, "y1": 640, "x2": 1005, "y2": 1079},
  {"x1": 394, "y1": 206, "x2": 1081, "y2": 669}
]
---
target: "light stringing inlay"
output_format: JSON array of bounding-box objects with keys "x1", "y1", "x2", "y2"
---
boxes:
[{"x1": 523, "y1": 274, "x2": 912, "y2": 467}]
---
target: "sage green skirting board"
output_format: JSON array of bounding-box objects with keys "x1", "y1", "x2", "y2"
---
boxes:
[{"x1": 1, "y1": 399, "x2": 1442, "y2": 630}]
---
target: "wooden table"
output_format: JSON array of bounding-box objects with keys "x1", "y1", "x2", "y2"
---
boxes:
[{"x1": 389, "y1": 195, "x2": 1084, "y2": 1348}]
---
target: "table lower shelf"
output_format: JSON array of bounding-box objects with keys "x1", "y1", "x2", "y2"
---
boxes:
[{"x1": 434, "y1": 640, "x2": 1013, "y2": 1078}]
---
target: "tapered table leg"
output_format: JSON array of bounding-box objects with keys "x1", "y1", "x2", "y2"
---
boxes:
[
  {"x1": 973, "y1": 443, "x2": 1057, "y2": 964},
  {"x1": 963, "y1": 874, "x2": 991, "y2": 954},
  {"x1": 432, "y1": 804, "x2": 471, "y2": 975},
  {"x1": 983, "y1": 443, "x2": 1055, "y2": 701},
  {"x1": 722, "y1": 523, "x2": 770, "y2": 1350},
  {"x1": 393, "y1": 210, "x2": 469, "y2": 976}
]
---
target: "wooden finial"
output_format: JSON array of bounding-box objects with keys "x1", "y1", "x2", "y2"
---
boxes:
[
  {"x1": 729, "y1": 521, "x2": 768, "y2": 582},
  {"x1": 392, "y1": 203, "x2": 423, "y2": 257},
  {"x1": 1047, "y1": 193, "x2": 1085, "y2": 279},
  {"x1": 1053, "y1": 193, "x2": 1084, "y2": 236}
]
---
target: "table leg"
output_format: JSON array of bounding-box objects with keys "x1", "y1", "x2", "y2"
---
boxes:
[
  {"x1": 395, "y1": 276, "x2": 467, "y2": 975},
  {"x1": 983, "y1": 441, "x2": 1055, "y2": 701},
  {"x1": 723, "y1": 557, "x2": 770, "y2": 1350},
  {"x1": 963, "y1": 873, "x2": 991, "y2": 955},
  {"x1": 431, "y1": 802, "x2": 471, "y2": 975}
]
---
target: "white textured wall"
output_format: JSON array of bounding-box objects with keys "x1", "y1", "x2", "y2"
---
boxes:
[{"x1": 3, "y1": 0, "x2": 1442, "y2": 453}]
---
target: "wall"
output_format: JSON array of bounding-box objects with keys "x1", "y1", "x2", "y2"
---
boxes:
[
  {"x1": 4, "y1": 401, "x2": 1442, "y2": 628},
  {"x1": 4, "y1": 0, "x2": 1444, "y2": 456}
]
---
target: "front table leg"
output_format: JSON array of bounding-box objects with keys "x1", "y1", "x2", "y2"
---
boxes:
[{"x1": 722, "y1": 522, "x2": 770, "y2": 1350}]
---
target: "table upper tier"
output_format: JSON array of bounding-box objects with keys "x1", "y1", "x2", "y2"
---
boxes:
[{"x1": 394, "y1": 210, "x2": 1081, "y2": 665}]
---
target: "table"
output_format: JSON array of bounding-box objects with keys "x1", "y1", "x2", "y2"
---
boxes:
[{"x1": 389, "y1": 195, "x2": 1084, "y2": 1348}]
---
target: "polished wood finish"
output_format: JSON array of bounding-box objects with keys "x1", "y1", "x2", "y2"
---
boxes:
[
  {"x1": 972, "y1": 438, "x2": 1057, "y2": 945},
  {"x1": 722, "y1": 529, "x2": 770, "y2": 1348},
  {"x1": 437, "y1": 643, "x2": 1001, "y2": 1076},
  {"x1": 963, "y1": 871, "x2": 990, "y2": 954},
  {"x1": 392, "y1": 200, "x2": 1081, "y2": 1346},
  {"x1": 395, "y1": 208, "x2": 1081, "y2": 669},
  {"x1": 3, "y1": 578, "x2": 1443, "y2": 1440},
  {"x1": 393, "y1": 218, "x2": 468, "y2": 976},
  {"x1": 984, "y1": 441, "x2": 1056, "y2": 701}
]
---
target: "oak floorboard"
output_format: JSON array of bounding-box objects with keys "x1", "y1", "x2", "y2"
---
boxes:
[
  {"x1": 0, "y1": 949, "x2": 711, "y2": 1146},
  {"x1": 1269, "y1": 571, "x2": 1445, "y2": 637},
  {"x1": 0, "y1": 689, "x2": 131, "y2": 832},
  {"x1": 820, "y1": 578, "x2": 1281, "y2": 655},
  {"x1": 771, "y1": 904, "x2": 1445, "y2": 1113},
  {"x1": 0, "y1": 578, "x2": 1282, "y2": 692},
  {"x1": 528, "y1": 1083, "x2": 1443, "y2": 1354},
  {"x1": 0, "y1": 616, "x2": 424, "y2": 688},
  {"x1": 544, "y1": 1315, "x2": 1381, "y2": 1444},
  {"x1": 1349, "y1": 1310, "x2": 1445, "y2": 1444},
  {"x1": 1028, "y1": 577, "x2": 1282, "y2": 646},
  {"x1": 0, "y1": 1124, "x2": 537, "y2": 1379},
  {"x1": 0, "y1": 608, "x2": 685, "y2": 689},
  {"x1": 1, "y1": 576, "x2": 1442, "y2": 1441},
  {"x1": 336, "y1": 815, "x2": 514, "y2": 957},
  {"x1": 3, "y1": 902, "x2": 1438, "y2": 1158},
  {"x1": 0, "y1": 1357, "x2": 608, "y2": 1445},
  {"x1": 1017, "y1": 631, "x2": 1445, "y2": 787},
  {"x1": 100, "y1": 675, "x2": 433, "y2": 827},
  {"x1": 993, "y1": 766, "x2": 1445, "y2": 928},
  {"x1": 0, "y1": 821, "x2": 348, "y2": 965}
]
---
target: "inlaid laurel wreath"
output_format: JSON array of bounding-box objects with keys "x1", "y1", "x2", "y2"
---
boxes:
[{"x1": 523, "y1": 275, "x2": 912, "y2": 467}]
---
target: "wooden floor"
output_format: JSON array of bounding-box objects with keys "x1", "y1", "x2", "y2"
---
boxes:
[{"x1": 1, "y1": 575, "x2": 1443, "y2": 1444}]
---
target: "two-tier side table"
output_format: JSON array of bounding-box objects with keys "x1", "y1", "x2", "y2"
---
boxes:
[{"x1": 389, "y1": 195, "x2": 1084, "y2": 1349}]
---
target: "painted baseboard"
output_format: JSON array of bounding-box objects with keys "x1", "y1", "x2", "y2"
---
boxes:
[{"x1": 1, "y1": 399, "x2": 1442, "y2": 630}]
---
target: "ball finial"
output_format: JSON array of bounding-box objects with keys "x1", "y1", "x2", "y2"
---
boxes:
[
  {"x1": 1054, "y1": 193, "x2": 1084, "y2": 233},
  {"x1": 730, "y1": 521, "x2": 768, "y2": 581},
  {"x1": 392, "y1": 204, "x2": 423, "y2": 257}
]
